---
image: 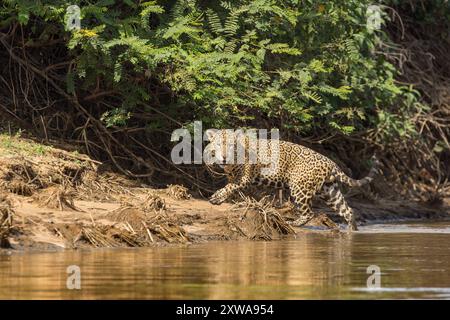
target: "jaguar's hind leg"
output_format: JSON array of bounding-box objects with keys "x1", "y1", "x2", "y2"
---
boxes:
[
  {"x1": 288, "y1": 185, "x2": 315, "y2": 227},
  {"x1": 320, "y1": 183, "x2": 357, "y2": 231}
]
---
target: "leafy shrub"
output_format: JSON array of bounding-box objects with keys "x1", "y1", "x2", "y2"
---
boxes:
[{"x1": 0, "y1": 0, "x2": 422, "y2": 139}]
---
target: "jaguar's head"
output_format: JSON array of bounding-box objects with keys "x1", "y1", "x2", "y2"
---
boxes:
[{"x1": 204, "y1": 129, "x2": 245, "y2": 165}]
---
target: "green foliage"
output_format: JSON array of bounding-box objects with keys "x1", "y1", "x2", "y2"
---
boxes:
[
  {"x1": 0, "y1": 0, "x2": 424, "y2": 137},
  {"x1": 0, "y1": 133, "x2": 50, "y2": 156}
]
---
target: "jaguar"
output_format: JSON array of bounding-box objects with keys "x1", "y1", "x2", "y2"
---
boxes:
[{"x1": 205, "y1": 129, "x2": 379, "y2": 231}]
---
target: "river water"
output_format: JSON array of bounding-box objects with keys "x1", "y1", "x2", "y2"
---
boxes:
[{"x1": 1, "y1": 221, "x2": 450, "y2": 299}]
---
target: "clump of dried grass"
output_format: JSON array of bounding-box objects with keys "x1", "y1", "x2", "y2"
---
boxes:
[
  {"x1": 0, "y1": 193, "x2": 14, "y2": 247},
  {"x1": 107, "y1": 204, "x2": 146, "y2": 229},
  {"x1": 107, "y1": 203, "x2": 189, "y2": 244},
  {"x1": 141, "y1": 193, "x2": 166, "y2": 212},
  {"x1": 52, "y1": 222, "x2": 149, "y2": 248},
  {"x1": 77, "y1": 170, "x2": 137, "y2": 201},
  {"x1": 1, "y1": 180, "x2": 33, "y2": 196},
  {"x1": 166, "y1": 184, "x2": 191, "y2": 200},
  {"x1": 80, "y1": 226, "x2": 121, "y2": 248},
  {"x1": 109, "y1": 226, "x2": 150, "y2": 247},
  {"x1": 0, "y1": 148, "x2": 152, "y2": 203},
  {"x1": 0, "y1": 158, "x2": 39, "y2": 195},
  {"x1": 145, "y1": 211, "x2": 190, "y2": 243},
  {"x1": 0, "y1": 155, "x2": 93, "y2": 197},
  {"x1": 229, "y1": 195, "x2": 296, "y2": 240},
  {"x1": 33, "y1": 185, "x2": 80, "y2": 211}
]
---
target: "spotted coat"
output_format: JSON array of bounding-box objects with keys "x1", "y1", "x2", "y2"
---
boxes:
[{"x1": 206, "y1": 130, "x2": 379, "y2": 231}]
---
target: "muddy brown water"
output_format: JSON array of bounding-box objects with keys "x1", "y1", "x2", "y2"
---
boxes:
[{"x1": 1, "y1": 221, "x2": 450, "y2": 299}]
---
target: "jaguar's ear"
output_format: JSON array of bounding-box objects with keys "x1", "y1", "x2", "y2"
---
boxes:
[{"x1": 205, "y1": 129, "x2": 218, "y2": 141}]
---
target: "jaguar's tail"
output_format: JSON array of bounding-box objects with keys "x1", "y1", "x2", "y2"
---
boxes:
[{"x1": 334, "y1": 155, "x2": 380, "y2": 188}]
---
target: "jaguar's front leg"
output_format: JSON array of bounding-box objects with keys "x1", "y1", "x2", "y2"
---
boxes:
[
  {"x1": 209, "y1": 183, "x2": 240, "y2": 205},
  {"x1": 210, "y1": 165, "x2": 253, "y2": 205}
]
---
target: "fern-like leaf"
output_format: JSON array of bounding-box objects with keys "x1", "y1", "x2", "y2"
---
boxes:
[{"x1": 206, "y1": 9, "x2": 223, "y2": 35}]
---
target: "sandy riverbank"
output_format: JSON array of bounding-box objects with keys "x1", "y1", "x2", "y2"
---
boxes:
[{"x1": 1, "y1": 135, "x2": 448, "y2": 251}]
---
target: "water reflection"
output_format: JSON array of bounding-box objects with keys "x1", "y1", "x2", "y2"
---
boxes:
[{"x1": 1, "y1": 222, "x2": 450, "y2": 299}]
